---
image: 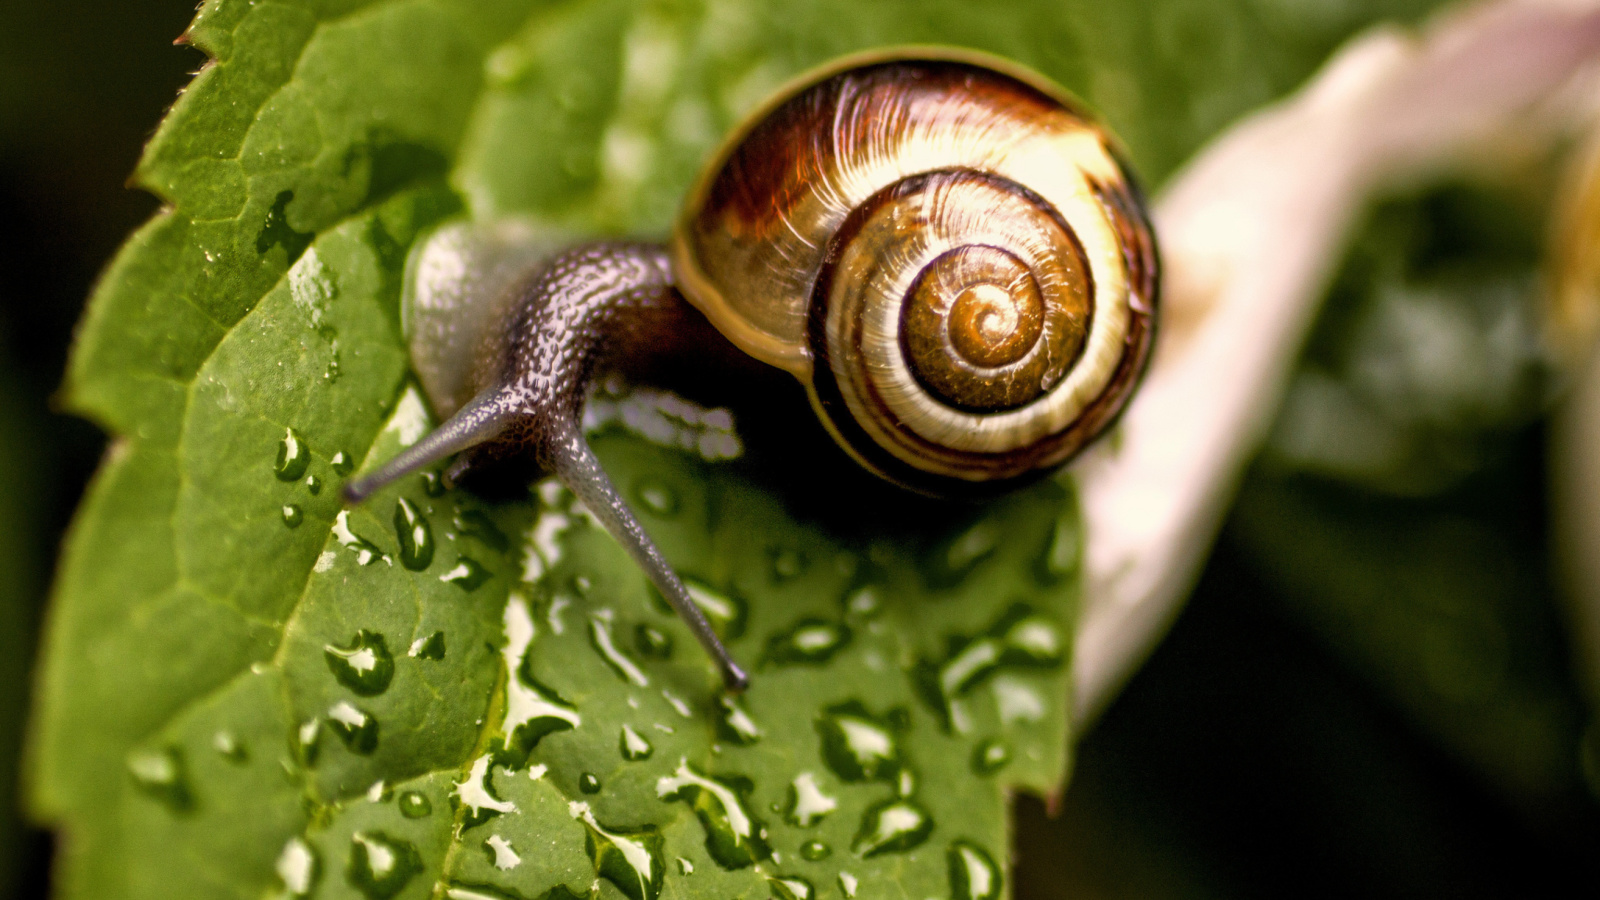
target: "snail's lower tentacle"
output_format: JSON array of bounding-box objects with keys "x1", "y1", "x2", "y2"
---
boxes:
[{"x1": 544, "y1": 420, "x2": 750, "y2": 692}]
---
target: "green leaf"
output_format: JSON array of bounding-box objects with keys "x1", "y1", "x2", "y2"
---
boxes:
[{"x1": 29, "y1": 0, "x2": 1444, "y2": 898}]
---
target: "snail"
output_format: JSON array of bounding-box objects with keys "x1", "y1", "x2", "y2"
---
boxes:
[{"x1": 343, "y1": 49, "x2": 1159, "y2": 691}]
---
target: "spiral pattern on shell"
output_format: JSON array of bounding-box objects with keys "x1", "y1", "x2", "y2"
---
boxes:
[{"x1": 673, "y1": 53, "x2": 1158, "y2": 493}]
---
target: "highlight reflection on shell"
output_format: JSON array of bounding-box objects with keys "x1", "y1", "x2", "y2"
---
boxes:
[{"x1": 672, "y1": 52, "x2": 1158, "y2": 492}]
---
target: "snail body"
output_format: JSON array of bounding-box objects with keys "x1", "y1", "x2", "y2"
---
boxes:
[{"x1": 345, "y1": 49, "x2": 1159, "y2": 689}]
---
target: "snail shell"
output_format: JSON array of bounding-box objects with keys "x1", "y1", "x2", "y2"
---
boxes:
[{"x1": 673, "y1": 49, "x2": 1158, "y2": 493}]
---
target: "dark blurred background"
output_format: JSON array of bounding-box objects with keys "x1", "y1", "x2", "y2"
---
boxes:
[{"x1": 2, "y1": 1, "x2": 1598, "y2": 898}]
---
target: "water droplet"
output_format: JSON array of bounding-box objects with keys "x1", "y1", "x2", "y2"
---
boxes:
[
  {"x1": 771, "y1": 548, "x2": 808, "y2": 581},
  {"x1": 844, "y1": 586, "x2": 881, "y2": 618},
  {"x1": 295, "y1": 718, "x2": 322, "y2": 767},
  {"x1": 501, "y1": 597, "x2": 580, "y2": 765},
  {"x1": 579, "y1": 772, "x2": 602, "y2": 794},
  {"x1": 852, "y1": 799, "x2": 933, "y2": 857},
  {"x1": 212, "y1": 730, "x2": 247, "y2": 763},
  {"x1": 946, "y1": 841, "x2": 1002, "y2": 900},
  {"x1": 837, "y1": 872, "x2": 858, "y2": 899},
  {"x1": 324, "y1": 630, "x2": 395, "y2": 696},
  {"x1": 1041, "y1": 512, "x2": 1080, "y2": 580},
  {"x1": 682, "y1": 579, "x2": 747, "y2": 639},
  {"x1": 620, "y1": 725, "x2": 653, "y2": 761},
  {"x1": 816, "y1": 702, "x2": 901, "y2": 782},
  {"x1": 571, "y1": 801, "x2": 665, "y2": 900},
  {"x1": 307, "y1": 474, "x2": 323, "y2": 495},
  {"x1": 656, "y1": 759, "x2": 771, "y2": 869},
  {"x1": 347, "y1": 831, "x2": 422, "y2": 900},
  {"x1": 408, "y1": 631, "x2": 445, "y2": 660},
  {"x1": 716, "y1": 696, "x2": 761, "y2": 745},
  {"x1": 785, "y1": 772, "x2": 837, "y2": 827},
  {"x1": 276, "y1": 836, "x2": 318, "y2": 897},
  {"x1": 282, "y1": 504, "x2": 304, "y2": 529},
  {"x1": 634, "y1": 478, "x2": 679, "y2": 516},
  {"x1": 397, "y1": 791, "x2": 432, "y2": 818},
  {"x1": 439, "y1": 556, "x2": 490, "y2": 590},
  {"x1": 333, "y1": 510, "x2": 389, "y2": 566},
  {"x1": 392, "y1": 498, "x2": 434, "y2": 570},
  {"x1": 420, "y1": 471, "x2": 446, "y2": 497},
  {"x1": 937, "y1": 519, "x2": 1001, "y2": 581},
  {"x1": 484, "y1": 834, "x2": 521, "y2": 870},
  {"x1": 768, "y1": 875, "x2": 814, "y2": 900},
  {"x1": 365, "y1": 780, "x2": 390, "y2": 802},
  {"x1": 453, "y1": 754, "x2": 517, "y2": 829},
  {"x1": 591, "y1": 612, "x2": 649, "y2": 686},
  {"x1": 327, "y1": 701, "x2": 379, "y2": 754},
  {"x1": 992, "y1": 675, "x2": 1045, "y2": 725},
  {"x1": 766, "y1": 619, "x2": 850, "y2": 665},
  {"x1": 634, "y1": 624, "x2": 672, "y2": 660},
  {"x1": 799, "y1": 840, "x2": 831, "y2": 861},
  {"x1": 676, "y1": 857, "x2": 694, "y2": 875},
  {"x1": 1003, "y1": 615, "x2": 1065, "y2": 666},
  {"x1": 330, "y1": 451, "x2": 354, "y2": 475},
  {"x1": 275, "y1": 428, "x2": 310, "y2": 481},
  {"x1": 126, "y1": 746, "x2": 193, "y2": 812},
  {"x1": 972, "y1": 739, "x2": 1010, "y2": 774},
  {"x1": 916, "y1": 605, "x2": 1063, "y2": 730},
  {"x1": 454, "y1": 509, "x2": 509, "y2": 551}
]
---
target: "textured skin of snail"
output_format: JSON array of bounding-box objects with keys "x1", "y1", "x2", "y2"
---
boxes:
[
  {"x1": 344, "y1": 50, "x2": 1158, "y2": 688},
  {"x1": 675, "y1": 53, "x2": 1158, "y2": 494}
]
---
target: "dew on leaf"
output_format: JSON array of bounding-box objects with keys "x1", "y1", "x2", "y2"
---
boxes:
[
  {"x1": 768, "y1": 875, "x2": 814, "y2": 900},
  {"x1": 843, "y1": 586, "x2": 881, "y2": 618},
  {"x1": 816, "y1": 702, "x2": 901, "y2": 782},
  {"x1": 126, "y1": 746, "x2": 193, "y2": 813},
  {"x1": 454, "y1": 508, "x2": 509, "y2": 551},
  {"x1": 275, "y1": 428, "x2": 311, "y2": 481},
  {"x1": 365, "y1": 780, "x2": 391, "y2": 802},
  {"x1": 347, "y1": 831, "x2": 423, "y2": 900},
  {"x1": 397, "y1": 791, "x2": 432, "y2": 819},
  {"x1": 212, "y1": 730, "x2": 247, "y2": 763},
  {"x1": 275, "y1": 836, "x2": 318, "y2": 897},
  {"x1": 633, "y1": 478, "x2": 679, "y2": 516},
  {"x1": 501, "y1": 597, "x2": 580, "y2": 766},
  {"x1": 799, "y1": 840, "x2": 831, "y2": 861},
  {"x1": 660, "y1": 689, "x2": 692, "y2": 719},
  {"x1": 330, "y1": 451, "x2": 354, "y2": 476},
  {"x1": 766, "y1": 619, "x2": 850, "y2": 665},
  {"x1": 682, "y1": 579, "x2": 746, "y2": 639},
  {"x1": 972, "y1": 739, "x2": 1010, "y2": 775},
  {"x1": 579, "y1": 772, "x2": 602, "y2": 794},
  {"x1": 295, "y1": 718, "x2": 322, "y2": 767},
  {"x1": 408, "y1": 631, "x2": 445, "y2": 660},
  {"x1": 620, "y1": 724, "x2": 653, "y2": 761},
  {"x1": 571, "y1": 800, "x2": 665, "y2": 900},
  {"x1": 1041, "y1": 511, "x2": 1080, "y2": 581},
  {"x1": 324, "y1": 630, "x2": 395, "y2": 695},
  {"x1": 634, "y1": 624, "x2": 672, "y2": 660},
  {"x1": 392, "y1": 498, "x2": 435, "y2": 570},
  {"x1": 327, "y1": 701, "x2": 379, "y2": 755},
  {"x1": 453, "y1": 754, "x2": 517, "y2": 829},
  {"x1": 852, "y1": 799, "x2": 933, "y2": 858},
  {"x1": 676, "y1": 857, "x2": 694, "y2": 875},
  {"x1": 282, "y1": 504, "x2": 304, "y2": 528},
  {"x1": 716, "y1": 696, "x2": 761, "y2": 745},
  {"x1": 590, "y1": 611, "x2": 649, "y2": 686},
  {"x1": 993, "y1": 675, "x2": 1046, "y2": 725},
  {"x1": 333, "y1": 510, "x2": 389, "y2": 566},
  {"x1": 916, "y1": 605, "x2": 1065, "y2": 730},
  {"x1": 948, "y1": 840, "x2": 1002, "y2": 900},
  {"x1": 655, "y1": 759, "x2": 771, "y2": 870},
  {"x1": 935, "y1": 518, "x2": 1002, "y2": 582},
  {"x1": 485, "y1": 834, "x2": 522, "y2": 870},
  {"x1": 785, "y1": 772, "x2": 837, "y2": 827},
  {"x1": 837, "y1": 872, "x2": 859, "y2": 898},
  {"x1": 440, "y1": 556, "x2": 491, "y2": 590},
  {"x1": 306, "y1": 474, "x2": 323, "y2": 495}
]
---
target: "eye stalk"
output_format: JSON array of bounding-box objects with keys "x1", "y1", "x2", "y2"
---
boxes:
[{"x1": 344, "y1": 49, "x2": 1158, "y2": 691}]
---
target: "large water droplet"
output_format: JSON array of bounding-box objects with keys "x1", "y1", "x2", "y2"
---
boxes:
[
  {"x1": 282, "y1": 504, "x2": 304, "y2": 529},
  {"x1": 126, "y1": 746, "x2": 193, "y2": 812},
  {"x1": 397, "y1": 791, "x2": 432, "y2": 818},
  {"x1": 716, "y1": 696, "x2": 761, "y2": 745},
  {"x1": 620, "y1": 725, "x2": 653, "y2": 761},
  {"x1": 579, "y1": 773, "x2": 602, "y2": 794},
  {"x1": 408, "y1": 631, "x2": 445, "y2": 660},
  {"x1": 275, "y1": 428, "x2": 311, "y2": 481},
  {"x1": 852, "y1": 799, "x2": 933, "y2": 857},
  {"x1": 816, "y1": 702, "x2": 901, "y2": 782},
  {"x1": 768, "y1": 875, "x2": 814, "y2": 900},
  {"x1": 324, "y1": 630, "x2": 395, "y2": 696},
  {"x1": 484, "y1": 834, "x2": 521, "y2": 870},
  {"x1": 333, "y1": 510, "x2": 389, "y2": 566},
  {"x1": 766, "y1": 619, "x2": 850, "y2": 666},
  {"x1": 799, "y1": 840, "x2": 831, "y2": 861},
  {"x1": 948, "y1": 840, "x2": 1001, "y2": 900},
  {"x1": 571, "y1": 801, "x2": 665, "y2": 900},
  {"x1": 392, "y1": 498, "x2": 435, "y2": 570},
  {"x1": 590, "y1": 611, "x2": 649, "y2": 686},
  {"x1": 500, "y1": 597, "x2": 580, "y2": 766},
  {"x1": 972, "y1": 739, "x2": 1010, "y2": 775},
  {"x1": 330, "y1": 451, "x2": 355, "y2": 476},
  {"x1": 453, "y1": 754, "x2": 517, "y2": 830},
  {"x1": 656, "y1": 759, "x2": 771, "y2": 869},
  {"x1": 837, "y1": 872, "x2": 859, "y2": 899},
  {"x1": 785, "y1": 772, "x2": 837, "y2": 827},
  {"x1": 275, "y1": 836, "x2": 318, "y2": 897},
  {"x1": 327, "y1": 701, "x2": 379, "y2": 755},
  {"x1": 347, "y1": 831, "x2": 422, "y2": 900},
  {"x1": 439, "y1": 556, "x2": 491, "y2": 590}
]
